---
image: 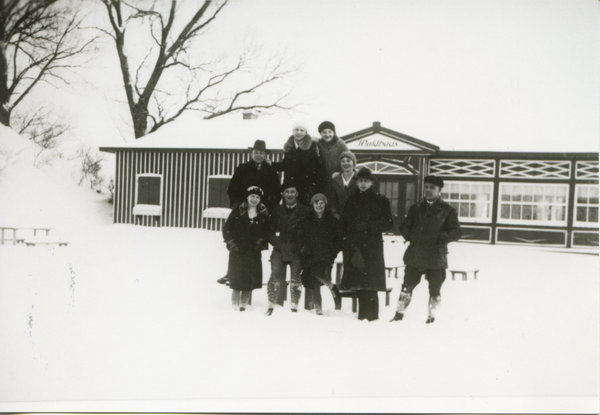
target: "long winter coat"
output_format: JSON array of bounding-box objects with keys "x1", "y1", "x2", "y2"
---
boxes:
[
  {"x1": 339, "y1": 188, "x2": 393, "y2": 292},
  {"x1": 268, "y1": 203, "x2": 312, "y2": 262},
  {"x1": 273, "y1": 135, "x2": 325, "y2": 205},
  {"x1": 400, "y1": 198, "x2": 462, "y2": 269},
  {"x1": 297, "y1": 209, "x2": 342, "y2": 289},
  {"x1": 327, "y1": 171, "x2": 358, "y2": 218},
  {"x1": 227, "y1": 160, "x2": 281, "y2": 213},
  {"x1": 222, "y1": 203, "x2": 269, "y2": 291},
  {"x1": 316, "y1": 136, "x2": 349, "y2": 183}
]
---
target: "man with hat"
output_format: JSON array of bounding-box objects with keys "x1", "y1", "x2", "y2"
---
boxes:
[
  {"x1": 227, "y1": 139, "x2": 281, "y2": 214},
  {"x1": 391, "y1": 175, "x2": 462, "y2": 324},
  {"x1": 339, "y1": 167, "x2": 393, "y2": 321},
  {"x1": 265, "y1": 180, "x2": 312, "y2": 315}
]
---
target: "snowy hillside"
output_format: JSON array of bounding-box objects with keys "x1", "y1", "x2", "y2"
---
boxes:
[{"x1": 0, "y1": 125, "x2": 598, "y2": 413}]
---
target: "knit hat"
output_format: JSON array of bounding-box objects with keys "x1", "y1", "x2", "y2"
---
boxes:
[
  {"x1": 280, "y1": 180, "x2": 298, "y2": 193},
  {"x1": 310, "y1": 193, "x2": 328, "y2": 204},
  {"x1": 339, "y1": 151, "x2": 357, "y2": 167},
  {"x1": 424, "y1": 175, "x2": 444, "y2": 188},
  {"x1": 356, "y1": 167, "x2": 376, "y2": 181},
  {"x1": 293, "y1": 120, "x2": 309, "y2": 132},
  {"x1": 318, "y1": 121, "x2": 336, "y2": 134},
  {"x1": 246, "y1": 186, "x2": 264, "y2": 198}
]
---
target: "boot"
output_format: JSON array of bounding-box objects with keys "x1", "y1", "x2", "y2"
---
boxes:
[
  {"x1": 217, "y1": 275, "x2": 229, "y2": 284},
  {"x1": 231, "y1": 290, "x2": 241, "y2": 310},
  {"x1": 240, "y1": 291, "x2": 251, "y2": 311},
  {"x1": 265, "y1": 308, "x2": 273, "y2": 316},
  {"x1": 290, "y1": 283, "x2": 302, "y2": 312},
  {"x1": 427, "y1": 295, "x2": 441, "y2": 324},
  {"x1": 390, "y1": 312, "x2": 404, "y2": 322},
  {"x1": 396, "y1": 288, "x2": 412, "y2": 315}
]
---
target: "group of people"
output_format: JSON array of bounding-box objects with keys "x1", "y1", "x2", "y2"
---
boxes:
[{"x1": 220, "y1": 120, "x2": 462, "y2": 323}]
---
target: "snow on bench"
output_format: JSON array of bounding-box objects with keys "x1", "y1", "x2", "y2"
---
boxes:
[
  {"x1": 24, "y1": 235, "x2": 70, "y2": 247},
  {"x1": 0, "y1": 226, "x2": 52, "y2": 245}
]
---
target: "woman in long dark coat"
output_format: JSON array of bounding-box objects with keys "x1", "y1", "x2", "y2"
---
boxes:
[
  {"x1": 339, "y1": 168, "x2": 393, "y2": 321},
  {"x1": 298, "y1": 193, "x2": 342, "y2": 315},
  {"x1": 222, "y1": 186, "x2": 269, "y2": 311}
]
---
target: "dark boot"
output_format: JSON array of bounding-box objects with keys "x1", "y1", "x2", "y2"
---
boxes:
[
  {"x1": 427, "y1": 295, "x2": 441, "y2": 324},
  {"x1": 390, "y1": 312, "x2": 404, "y2": 322},
  {"x1": 265, "y1": 308, "x2": 273, "y2": 316},
  {"x1": 217, "y1": 275, "x2": 229, "y2": 284}
]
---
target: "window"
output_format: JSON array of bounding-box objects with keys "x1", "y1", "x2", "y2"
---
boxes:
[
  {"x1": 499, "y1": 183, "x2": 568, "y2": 225},
  {"x1": 441, "y1": 182, "x2": 493, "y2": 222},
  {"x1": 207, "y1": 176, "x2": 232, "y2": 208},
  {"x1": 574, "y1": 185, "x2": 599, "y2": 227},
  {"x1": 133, "y1": 174, "x2": 162, "y2": 216}
]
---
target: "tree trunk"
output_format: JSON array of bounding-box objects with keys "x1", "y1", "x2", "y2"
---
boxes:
[
  {"x1": 0, "y1": 5, "x2": 10, "y2": 127},
  {"x1": 132, "y1": 102, "x2": 148, "y2": 138}
]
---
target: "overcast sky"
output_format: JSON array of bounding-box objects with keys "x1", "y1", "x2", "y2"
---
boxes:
[{"x1": 52, "y1": 0, "x2": 598, "y2": 152}]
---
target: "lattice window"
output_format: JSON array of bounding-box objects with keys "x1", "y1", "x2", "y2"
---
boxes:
[
  {"x1": 357, "y1": 161, "x2": 413, "y2": 175},
  {"x1": 500, "y1": 160, "x2": 570, "y2": 179},
  {"x1": 429, "y1": 159, "x2": 495, "y2": 177},
  {"x1": 574, "y1": 184, "x2": 599, "y2": 227},
  {"x1": 441, "y1": 181, "x2": 493, "y2": 223},
  {"x1": 498, "y1": 183, "x2": 568, "y2": 225},
  {"x1": 576, "y1": 161, "x2": 599, "y2": 180}
]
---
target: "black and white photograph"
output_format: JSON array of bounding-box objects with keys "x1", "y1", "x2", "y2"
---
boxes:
[{"x1": 0, "y1": 0, "x2": 598, "y2": 413}]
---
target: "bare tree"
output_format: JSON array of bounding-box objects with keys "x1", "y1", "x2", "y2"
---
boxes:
[
  {"x1": 99, "y1": 0, "x2": 298, "y2": 138},
  {"x1": 0, "y1": 0, "x2": 97, "y2": 127},
  {"x1": 12, "y1": 105, "x2": 70, "y2": 166}
]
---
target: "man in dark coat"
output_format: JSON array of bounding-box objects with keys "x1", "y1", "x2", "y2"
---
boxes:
[
  {"x1": 265, "y1": 180, "x2": 312, "y2": 315},
  {"x1": 227, "y1": 139, "x2": 281, "y2": 213},
  {"x1": 272, "y1": 121, "x2": 326, "y2": 206},
  {"x1": 340, "y1": 167, "x2": 393, "y2": 321},
  {"x1": 391, "y1": 175, "x2": 462, "y2": 324}
]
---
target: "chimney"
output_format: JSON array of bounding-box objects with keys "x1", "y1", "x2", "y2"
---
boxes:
[
  {"x1": 373, "y1": 121, "x2": 381, "y2": 130},
  {"x1": 243, "y1": 110, "x2": 258, "y2": 120}
]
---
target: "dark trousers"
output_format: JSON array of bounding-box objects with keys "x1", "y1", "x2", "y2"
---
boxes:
[
  {"x1": 357, "y1": 290, "x2": 379, "y2": 321},
  {"x1": 402, "y1": 267, "x2": 446, "y2": 297}
]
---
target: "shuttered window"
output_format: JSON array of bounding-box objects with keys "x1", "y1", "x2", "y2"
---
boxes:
[
  {"x1": 208, "y1": 176, "x2": 231, "y2": 208},
  {"x1": 137, "y1": 176, "x2": 161, "y2": 205}
]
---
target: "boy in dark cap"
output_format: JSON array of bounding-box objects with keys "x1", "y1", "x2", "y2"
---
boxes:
[
  {"x1": 265, "y1": 180, "x2": 312, "y2": 315},
  {"x1": 391, "y1": 175, "x2": 462, "y2": 324}
]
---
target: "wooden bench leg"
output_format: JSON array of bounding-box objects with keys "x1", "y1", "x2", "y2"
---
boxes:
[
  {"x1": 352, "y1": 296, "x2": 357, "y2": 313},
  {"x1": 385, "y1": 290, "x2": 391, "y2": 306},
  {"x1": 462, "y1": 272, "x2": 467, "y2": 281},
  {"x1": 474, "y1": 271, "x2": 478, "y2": 280}
]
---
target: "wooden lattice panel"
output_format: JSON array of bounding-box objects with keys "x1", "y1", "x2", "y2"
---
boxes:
[
  {"x1": 500, "y1": 160, "x2": 571, "y2": 179},
  {"x1": 358, "y1": 161, "x2": 414, "y2": 175},
  {"x1": 576, "y1": 161, "x2": 599, "y2": 180},
  {"x1": 428, "y1": 159, "x2": 495, "y2": 177}
]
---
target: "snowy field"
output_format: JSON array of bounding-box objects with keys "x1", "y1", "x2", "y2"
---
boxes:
[{"x1": 0, "y1": 128, "x2": 598, "y2": 413}]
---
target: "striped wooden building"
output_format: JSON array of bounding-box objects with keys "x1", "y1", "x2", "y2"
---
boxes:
[{"x1": 99, "y1": 118, "x2": 598, "y2": 248}]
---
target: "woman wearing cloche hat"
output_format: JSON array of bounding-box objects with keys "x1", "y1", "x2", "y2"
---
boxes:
[{"x1": 222, "y1": 186, "x2": 270, "y2": 311}]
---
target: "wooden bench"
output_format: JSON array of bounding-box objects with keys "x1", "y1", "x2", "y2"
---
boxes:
[
  {"x1": 339, "y1": 288, "x2": 394, "y2": 313},
  {"x1": 449, "y1": 269, "x2": 479, "y2": 281},
  {"x1": 1, "y1": 226, "x2": 52, "y2": 245},
  {"x1": 23, "y1": 235, "x2": 70, "y2": 247},
  {"x1": 385, "y1": 265, "x2": 404, "y2": 279}
]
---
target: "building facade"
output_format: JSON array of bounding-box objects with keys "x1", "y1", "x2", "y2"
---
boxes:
[{"x1": 99, "y1": 121, "x2": 598, "y2": 248}]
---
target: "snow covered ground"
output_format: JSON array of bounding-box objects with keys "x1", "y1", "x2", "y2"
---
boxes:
[{"x1": 0, "y1": 126, "x2": 598, "y2": 413}]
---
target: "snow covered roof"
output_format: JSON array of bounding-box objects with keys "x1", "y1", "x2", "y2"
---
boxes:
[{"x1": 98, "y1": 113, "x2": 599, "y2": 154}]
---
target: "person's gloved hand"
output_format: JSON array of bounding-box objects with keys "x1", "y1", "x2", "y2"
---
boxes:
[
  {"x1": 255, "y1": 238, "x2": 267, "y2": 252},
  {"x1": 226, "y1": 240, "x2": 240, "y2": 256},
  {"x1": 355, "y1": 221, "x2": 369, "y2": 231}
]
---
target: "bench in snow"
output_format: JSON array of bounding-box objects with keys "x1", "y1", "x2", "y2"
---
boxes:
[
  {"x1": 338, "y1": 288, "x2": 394, "y2": 313},
  {"x1": 1, "y1": 226, "x2": 52, "y2": 245},
  {"x1": 449, "y1": 269, "x2": 479, "y2": 281},
  {"x1": 24, "y1": 236, "x2": 70, "y2": 247}
]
